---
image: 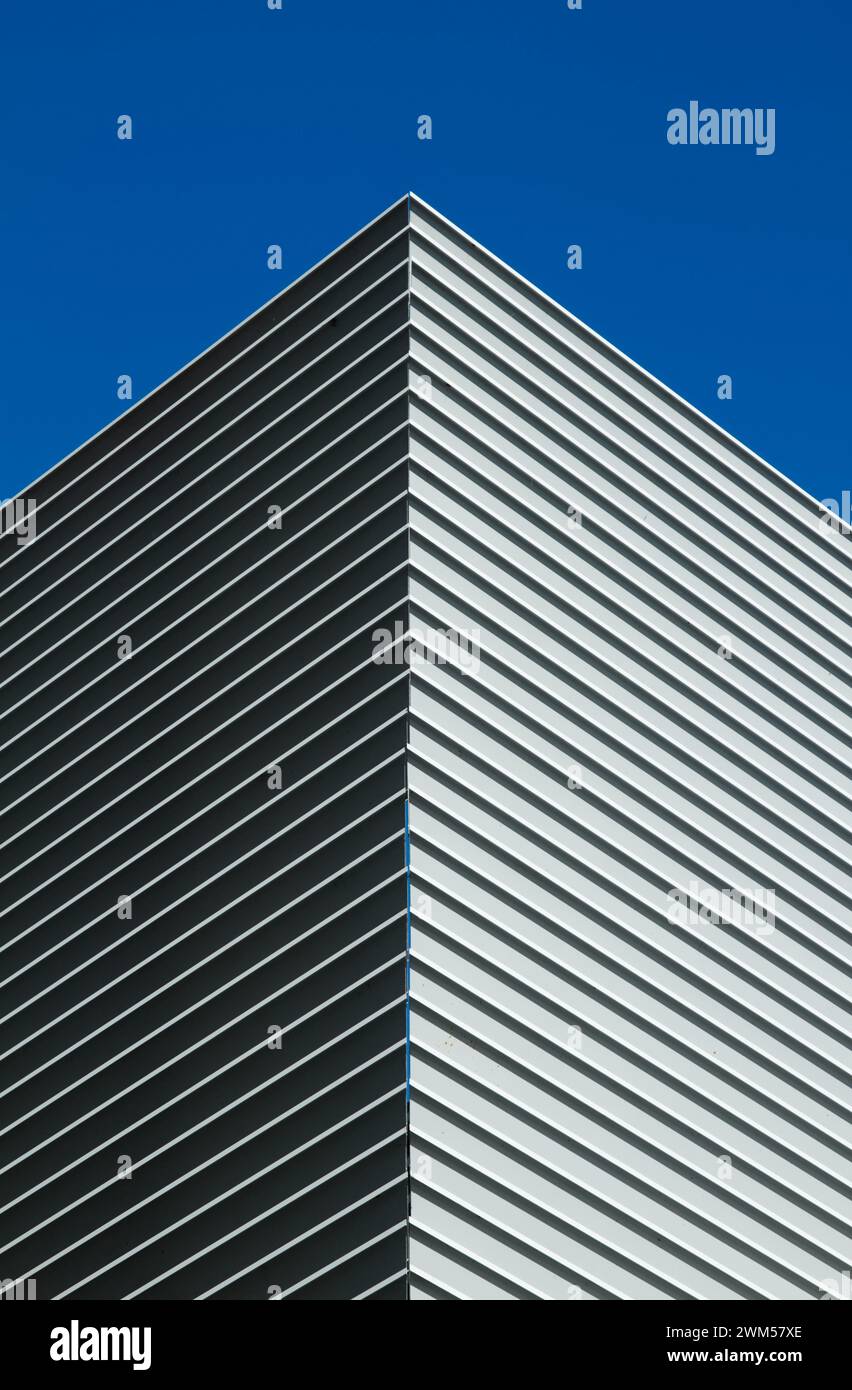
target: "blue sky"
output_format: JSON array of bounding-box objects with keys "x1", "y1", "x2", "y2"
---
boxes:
[{"x1": 2, "y1": 0, "x2": 849, "y2": 504}]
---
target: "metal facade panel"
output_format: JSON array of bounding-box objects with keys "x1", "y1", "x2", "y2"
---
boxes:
[
  {"x1": 407, "y1": 195, "x2": 852, "y2": 1300},
  {"x1": 4, "y1": 191, "x2": 850, "y2": 1304},
  {"x1": 0, "y1": 198, "x2": 410, "y2": 1301}
]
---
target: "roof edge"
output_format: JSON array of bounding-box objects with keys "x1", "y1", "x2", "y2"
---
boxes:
[
  {"x1": 408, "y1": 192, "x2": 826, "y2": 516},
  {"x1": 10, "y1": 194, "x2": 411, "y2": 503}
]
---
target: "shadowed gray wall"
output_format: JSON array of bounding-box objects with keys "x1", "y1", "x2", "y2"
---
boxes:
[{"x1": 0, "y1": 197, "x2": 410, "y2": 1302}]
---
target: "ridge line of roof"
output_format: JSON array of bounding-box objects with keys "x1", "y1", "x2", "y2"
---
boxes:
[{"x1": 10, "y1": 190, "x2": 832, "y2": 523}]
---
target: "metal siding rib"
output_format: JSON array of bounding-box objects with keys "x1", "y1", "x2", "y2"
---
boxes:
[
  {"x1": 0, "y1": 200, "x2": 410, "y2": 1301},
  {"x1": 407, "y1": 195, "x2": 852, "y2": 1301}
]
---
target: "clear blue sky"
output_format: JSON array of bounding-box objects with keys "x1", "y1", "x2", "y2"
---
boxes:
[{"x1": 2, "y1": 0, "x2": 849, "y2": 504}]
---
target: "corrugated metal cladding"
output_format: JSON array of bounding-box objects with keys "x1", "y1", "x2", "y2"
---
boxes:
[
  {"x1": 2, "y1": 196, "x2": 850, "y2": 1306},
  {"x1": 407, "y1": 194, "x2": 852, "y2": 1300},
  {"x1": 0, "y1": 196, "x2": 410, "y2": 1300}
]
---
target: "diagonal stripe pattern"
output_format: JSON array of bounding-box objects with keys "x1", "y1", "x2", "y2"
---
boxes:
[
  {"x1": 3, "y1": 193, "x2": 851, "y2": 1302},
  {"x1": 0, "y1": 196, "x2": 410, "y2": 1302},
  {"x1": 406, "y1": 194, "x2": 852, "y2": 1302}
]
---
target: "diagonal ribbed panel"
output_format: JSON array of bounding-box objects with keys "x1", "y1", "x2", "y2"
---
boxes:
[
  {"x1": 0, "y1": 197, "x2": 410, "y2": 1301},
  {"x1": 4, "y1": 193, "x2": 851, "y2": 1305},
  {"x1": 407, "y1": 195, "x2": 852, "y2": 1300}
]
